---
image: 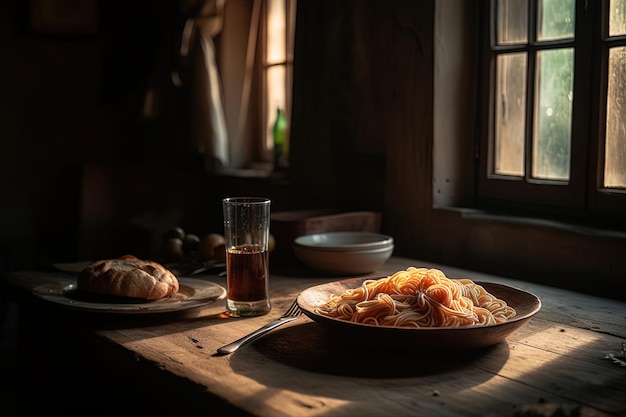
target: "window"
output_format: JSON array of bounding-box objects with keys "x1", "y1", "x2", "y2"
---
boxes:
[
  {"x1": 219, "y1": 0, "x2": 295, "y2": 172},
  {"x1": 477, "y1": 0, "x2": 626, "y2": 223},
  {"x1": 262, "y1": 0, "x2": 296, "y2": 168}
]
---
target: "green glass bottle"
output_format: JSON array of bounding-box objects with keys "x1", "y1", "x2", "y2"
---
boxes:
[{"x1": 272, "y1": 108, "x2": 288, "y2": 170}]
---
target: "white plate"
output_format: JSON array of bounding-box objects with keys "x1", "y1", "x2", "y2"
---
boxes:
[
  {"x1": 32, "y1": 276, "x2": 226, "y2": 314},
  {"x1": 293, "y1": 232, "x2": 393, "y2": 252}
]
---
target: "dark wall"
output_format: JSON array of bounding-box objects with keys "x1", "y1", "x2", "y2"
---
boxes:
[
  {"x1": 0, "y1": 1, "x2": 206, "y2": 266},
  {"x1": 1, "y1": 1, "x2": 108, "y2": 268},
  {"x1": 0, "y1": 0, "x2": 342, "y2": 267},
  {"x1": 290, "y1": 0, "x2": 390, "y2": 213}
]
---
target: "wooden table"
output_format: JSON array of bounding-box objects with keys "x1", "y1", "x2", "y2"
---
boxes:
[{"x1": 3, "y1": 257, "x2": 625, "y2": 417}]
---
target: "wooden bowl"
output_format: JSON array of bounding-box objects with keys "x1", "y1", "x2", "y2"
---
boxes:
[{"x1": 297, "y1": 277, "x2": 541, "y2": 351}]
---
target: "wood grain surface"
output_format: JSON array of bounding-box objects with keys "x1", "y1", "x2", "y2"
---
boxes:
[{"x1": 3, "y1": 257, "x2": 625, "y2": 416}]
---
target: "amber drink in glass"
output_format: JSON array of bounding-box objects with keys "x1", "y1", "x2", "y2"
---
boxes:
[{"x1": 222, "y1": 197, "x2": 271, "y2": 317}]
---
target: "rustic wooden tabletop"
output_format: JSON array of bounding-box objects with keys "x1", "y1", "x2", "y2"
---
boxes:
[{"x1": 3, "y1": 257, "x2": 625, "y2": 417}]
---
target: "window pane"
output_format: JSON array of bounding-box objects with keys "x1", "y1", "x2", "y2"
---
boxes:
[
  {"x1": 496, "y1": 0, "x2": 528, "y2": 45},
  {"x1": 266, "y1": 65, "x2": 286, "y2": 149},
  {"x1": 265, "y1": 0, "x2": 290, "y2": 151},
  {"x1": 605, "y1": 47, "x2": 626, "y2": 189},
  {"x1": 495, "y1": 53, "x2": 527, "y2": 176},
  {"x1": 610, "y1": 0, "x2": 626, "y2": 36},
  {"x1": 533, "y1": 48, "x2": 573, "y2": 181},
  {"x1": 267, "y1": 0, "x2": 286, "y2": 64},
  {"x1": 537, "y1": 0, "x2": 575, "y2": 41}
]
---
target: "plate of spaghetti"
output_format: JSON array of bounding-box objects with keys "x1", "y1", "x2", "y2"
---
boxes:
[{"x1": 296, "y1": 267, "x2": 541, "y2": 351}]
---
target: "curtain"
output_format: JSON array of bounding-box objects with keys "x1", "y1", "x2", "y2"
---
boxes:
[{"x1": 179, "y1": 0, "x2": 230, "y2": 171}]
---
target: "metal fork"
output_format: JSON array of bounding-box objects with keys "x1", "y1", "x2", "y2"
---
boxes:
[{"x1": 216, "y1": 300, "x2": 302, "y2": 355}]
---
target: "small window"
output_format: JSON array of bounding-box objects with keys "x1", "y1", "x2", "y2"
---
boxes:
[
  {"x1": 478, "y1": 0, "x2": 626, "y2": 222},
  {"x1": 216, "y1": 0, "x2": 296, "y2": 172},
  {"x1": 262, "y1": 0, "x2": 296, "y2": 167}
]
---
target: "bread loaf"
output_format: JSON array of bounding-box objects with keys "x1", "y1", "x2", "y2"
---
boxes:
[{"x1": 78, "y1": 255, "x2": 179, "y2": 300}]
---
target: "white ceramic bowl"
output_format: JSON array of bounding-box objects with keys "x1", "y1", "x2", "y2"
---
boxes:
[
  {"x1": 293, "y1": 232, "x2": 394, "y2": 252},
  {"x1": 293, "y1": 233, "x2": 394, "y2": 275}
]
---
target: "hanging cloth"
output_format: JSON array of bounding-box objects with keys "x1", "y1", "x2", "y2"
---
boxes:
[
  {"x1": 176, "y1": 0, "x2": 229, "y2": 170},
  {"x1": 193, "y1": 23, "x2": 229, "y2": 169}
]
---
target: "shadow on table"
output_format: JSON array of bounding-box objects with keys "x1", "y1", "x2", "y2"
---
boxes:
[{"x1": 233, "y1": 322, "x2": 510, "y2": 379}]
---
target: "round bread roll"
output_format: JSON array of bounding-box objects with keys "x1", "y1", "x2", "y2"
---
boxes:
[{"x1": 78, "y1": 255, "x2": 179, "y2": 300}]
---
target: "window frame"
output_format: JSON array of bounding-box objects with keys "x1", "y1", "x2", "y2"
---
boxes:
[
  {"x1": 476, "y1": 0, "x2": 626, "y2": 224},
  {"x1": 590, "y1": 2, "x2": 626, "y2": 217}
]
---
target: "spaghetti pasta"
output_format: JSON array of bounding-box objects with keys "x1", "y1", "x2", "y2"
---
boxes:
[{"x1": 314, "y1": 267, "x2": 516, "y2": 328}]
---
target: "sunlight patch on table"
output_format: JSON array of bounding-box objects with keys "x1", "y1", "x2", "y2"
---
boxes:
[{"x1": 512, "y1": 323, "x2": 602, "y2": 358}]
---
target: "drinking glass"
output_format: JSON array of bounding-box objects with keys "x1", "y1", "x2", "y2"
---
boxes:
[{"x1": 222, "y1": 197, "x2": 272, "y2": 317}]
